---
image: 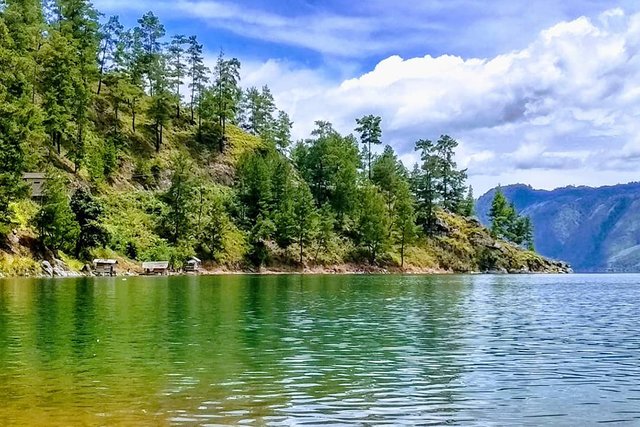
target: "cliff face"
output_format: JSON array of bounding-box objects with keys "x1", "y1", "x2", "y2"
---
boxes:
[{"x1": 477, "y1": 183, "x2": 640, "y2": 272}]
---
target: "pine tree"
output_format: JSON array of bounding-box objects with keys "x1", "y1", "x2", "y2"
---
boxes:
[
  {"x1": 2, "y1": 0, "x2": 44, "y2": 102},
  {"x1": 459, "y1": 186, "x2": 475, "y2": 217},
  {"x1": 372, "y1": 145, "x2": 405, "y2": 220},
  {"x1": 135, "y1": 11, "x2": 165, "y2": 95},
  {"x1": 357, "y1": 183, "x2": 390, "y2": 264},
  {"x1": 413, "y1": 140, "x2": 439, "y2": 234},
  {"x1": 97, "y1": 16, "x2": 123, "y2": 95},
  {"x1": 489, "y1": 186, "x2": 512, "y2": 239},
  {"x1": 240, "y1": 85, "x2": 276, "y2": 139},
  {"x1": 314, "y1": 204, "x2": 336, "y2": 263},
  {"x1": 293, "y1": 121, "x2": 359, "y2": 222},
  {"x1": 355, "y1": 114, "x2": 382, "y2": 180},
  {"x1": 163, "y1": 156, "x2": 195, "y2": 243},
  {"x1": 434, "y1": 135, "x2": 467, "y2": 212},
  {"x1": 187, "y1": 35, "x2": 209, "y2": 126},
  {"x1": 273, "y1": 110, "x2": 293, "y2": 153},
  {"x1": 35, "y1": 170, "x2": 79, "y2": 253},
  {"x1": 70, "y1": 188, "x2": 109, "y2": 258},
  {"x1": 39, "y1": 30, "x2": 75, "y2": 155},
  {"x1": 147, "y1": 54, "x2": 173, "y2": 151},
  {"x1": 394, "y1": 180, "x2": 417, "y2": 268},
  {"x1": 292, "y1": 183, "x2": 317, "y2": 265},
  {"x1": 213, "y1": 51, "x2": 241, "y2": 148},
  {"x1": 0, "y1": 16, "x2": 39, "y2": 233},
  {"x1": 167, "y1": 34, "x2": 187, "y2": 117}
]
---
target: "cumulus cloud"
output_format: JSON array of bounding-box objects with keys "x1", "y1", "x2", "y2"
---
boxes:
[{"x1": 241, "y1": 10, "x2": 640, "y2": 193}]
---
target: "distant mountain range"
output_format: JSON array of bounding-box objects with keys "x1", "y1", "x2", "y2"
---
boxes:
[{"x1": 476, "y1": 183, "x2": 640, "y2": 272}]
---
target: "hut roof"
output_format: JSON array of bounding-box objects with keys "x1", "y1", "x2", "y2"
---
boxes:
[
  {"x1": 142, "y1": 261, "x2": 170, "y2": 270},
  {"x1": 23, "y1": 172, "x2": 46, "y2": 179},
  {"x1": 93, "y1": 259, "x2": 118, "y2": 265}
]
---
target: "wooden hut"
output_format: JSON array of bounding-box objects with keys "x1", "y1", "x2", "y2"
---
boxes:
[
  {"x1": 142, "y1": 261, "x2": 170, "y2": 275},
  {"x1": 93, "y1": 259, "x2": 117, "y2": 276},
  {"x1": 22, "y1": 173, "x2": 46, "y2": 199},
  {"x1": 184, "y1": 257, "x2": 201, "y2": 273}
]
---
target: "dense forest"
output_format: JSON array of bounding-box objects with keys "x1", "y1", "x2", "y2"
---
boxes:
[{"x1": 0, "y1": 0, "x2": 549, "y2": 275}]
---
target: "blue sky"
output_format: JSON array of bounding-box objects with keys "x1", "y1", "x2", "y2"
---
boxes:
[{"x1": 94, "y1": 0, "x2": 640, "y2": 193}]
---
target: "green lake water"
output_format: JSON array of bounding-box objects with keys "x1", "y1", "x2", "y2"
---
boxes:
[{"x1": 0, "y1": 274, "x2": 639, "y2": 425}]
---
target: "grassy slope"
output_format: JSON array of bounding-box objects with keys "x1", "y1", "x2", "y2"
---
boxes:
[{"x1": 0, "y1": 97, "x2": 570, "y2": 276}]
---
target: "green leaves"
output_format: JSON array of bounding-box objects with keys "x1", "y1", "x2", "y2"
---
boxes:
[
  {"x1": 356, "y1": 183, "x2": 390, "y2": 265},
  {"x1": 355, "y1": 114, "x2": 382, "y2": 179},
  {"x1": 489, "y1": 187, "x2": 534, "y2": 249},
  {"x1": 412, "y1": 135, "x2": 471, "y2": 233},
  {"x1": 35, "y1": 170, "x2": 79, "y2": 253}
]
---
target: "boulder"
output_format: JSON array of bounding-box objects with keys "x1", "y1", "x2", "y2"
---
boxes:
[{"x1": 41, "y1": 261, "x2": 53, "y2": 277}]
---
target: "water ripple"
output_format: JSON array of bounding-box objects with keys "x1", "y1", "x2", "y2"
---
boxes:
[{"x1": 0, "y1": 274, "x2": 640, "y2": 425}]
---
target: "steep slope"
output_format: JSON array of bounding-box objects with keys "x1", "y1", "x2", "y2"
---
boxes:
[{"x1": 477, "y1": 183, "x2": 640, "y2": 272}]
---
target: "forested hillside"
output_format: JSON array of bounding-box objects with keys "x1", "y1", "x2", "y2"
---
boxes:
[
  {"x1": 0, "y1": 1, "x2": 569, "y2": 276},
  {"x1": 477, "y1": 183, "x2": 640, "y2": 272}
]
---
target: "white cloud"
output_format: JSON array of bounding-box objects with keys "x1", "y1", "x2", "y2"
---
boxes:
[{"x1": 241, "y1": 10, "x2": 640, "y2": 193}]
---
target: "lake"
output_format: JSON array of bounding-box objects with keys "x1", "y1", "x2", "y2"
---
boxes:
[{"x1": 0, "y1": 274, "x2": 639, "y2": 425}]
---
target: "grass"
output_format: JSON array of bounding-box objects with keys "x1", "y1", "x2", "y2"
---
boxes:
[{"x1": 0, "y1": 253, "x2": 41, "y2": 277}]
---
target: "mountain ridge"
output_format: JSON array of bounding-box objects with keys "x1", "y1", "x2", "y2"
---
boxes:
[{"x1": 477, "y1": 182, "x2": 640, "y2": 272}]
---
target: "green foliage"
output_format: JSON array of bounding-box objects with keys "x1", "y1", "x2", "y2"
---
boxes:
[
  {"x1": 293, "y1": 121, "x2": 360, "y2": 222},
  {"x1": 394, "y1": 180, "x2": 417, "y2": 268},
  {"x1": 291, "y1": 182, "x2": 318, "y2": 264},
  {"x1": 412, "y1": 141, "x2": 438, "y2": 233},
  {"x1": 10, "y1": 199, "x2": 39, "y2": 232},
  {"x1": 0, "y1": 1, "x2": 553, "y2": 275},
  {"x1": 187, "y1": 35, "x2": 209, "y2": 124},
  {"x1": 489, "y1": 186, "x2": 510, "y2": 238},
  {"x1": 356, "y1": 183, "x2": 390, "y2": 264},
  {"x1": 101, "y1": 190, "x2": 166, "y2": 261},
  {"x1": 489, "y1": 187, "x2": 534, "y2": 249},
  {"x1": 459, "y1": 186, "x2": 475, "y2": 217},
  {"x1": 239, "y1": 85, "x2": 277, "y2": 144},
  {"x1": 209, "y1": 51, "x2": 241, "y2": 150},
  {"x1": 0, "y1": 16, "x2": 36, "y2": 232},
  {"x1": 0, "y1": 253, "x2": 41, "y2": 276},
  {"x1": 194, "y1": 185, "x2": 247, "y2": 264},
  {"x1": 35, "y1": 170, "x2": 79, "y2": 253},
  {"x1": 273, "y1": 110, "x2": 293, "y2": 152},
  {"x1": 162, "y1": 155, "x2": 196, "y2": 243},
  {"x1": 355, "y1": 114, "x2": 382, "y2": 180},
  {"x1": 70, "y1": 188, "x2": 109, "y2": 259},
  {"x1": 412, "y1": 135, "x2": 471, "y2": 233}
]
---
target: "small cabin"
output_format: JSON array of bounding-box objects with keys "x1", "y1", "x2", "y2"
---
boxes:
[
  {"x1": 184, "y1": 257, "x2": 201, "y2": 273},
  {"x1": 142, "y1": 261, "x2": 170, "y2": 276},
  {"x1": 93, "y1": 259, "x2": 117, "y2": 276},
  {"x1": 22, "y1": 173, "x2": 46, "y2": 199}
]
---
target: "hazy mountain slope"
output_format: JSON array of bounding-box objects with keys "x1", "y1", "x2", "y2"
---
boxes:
[{"x1": 476, "y1": 183, "x2": 640, "y2": 271}]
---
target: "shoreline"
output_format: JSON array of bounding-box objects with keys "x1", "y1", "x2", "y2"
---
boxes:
[{"x1": 0, "y1": 263, "x2": 573, "y2": 279}]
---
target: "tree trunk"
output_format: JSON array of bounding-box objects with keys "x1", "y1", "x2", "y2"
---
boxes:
[
  {"x1": 176, "y1": 80, "x2": 181, "y2": 119},
  {"x1": 190, "y1": 87, "x2": 195, "y2": 123},
  {"x1": 368, "y1": 141, "x2": 371, "y2": 180},
  {"x1": 299, "y1": 234, "x2": 303, "y2": 265},
  {"x1": 155, "y1": 123, "x2": 162, "y2": 152},
  {"x1": 97, "y1": 45, "x2": 107, "y2": 95},
  {"x1": 400, "y1": 236, "x2": 405, "y2": 269}
]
